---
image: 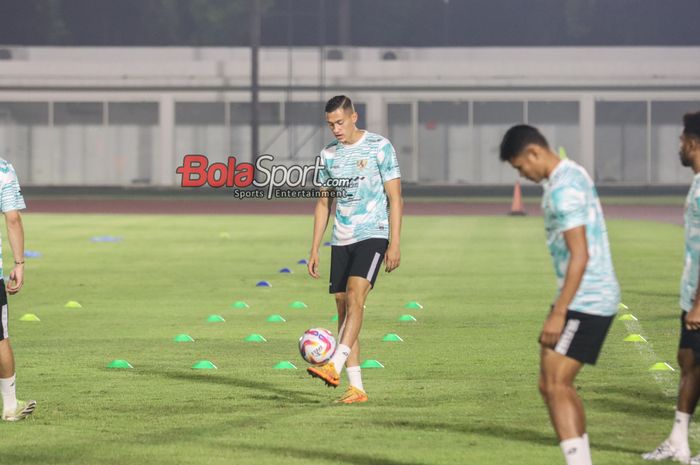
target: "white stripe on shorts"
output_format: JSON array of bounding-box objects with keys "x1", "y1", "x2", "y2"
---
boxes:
[
  {"x1": 554, "y1": 319, "x2": 580, "y2": 356},
  {"x1": 366, "y1": 252, "x2": 381, "y2": 282},
  {"x1": 1, "y1": 304, "x2": 7, "y2": 340}
]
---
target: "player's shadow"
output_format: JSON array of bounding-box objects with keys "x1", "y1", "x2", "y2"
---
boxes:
[
  {"x1": 233, "y1": 443, "x2": 434, "y2": 465},
  {"x1": 371, "y1": 420, "x2": 641, "y2": 455}
]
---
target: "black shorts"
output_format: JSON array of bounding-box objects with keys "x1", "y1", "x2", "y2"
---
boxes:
[
  {"x1": 679, "y1": 311, "x2": 700, "y2": 362},
  {"x1": 553, "y1": 310, "x2": 614, "y2": 365},
  {"x1": 0, "y1": 280, "x2": 8, "y2": 341},
  {"x1": 329, "y1": 238, "x2": 389, "y2": 294}
]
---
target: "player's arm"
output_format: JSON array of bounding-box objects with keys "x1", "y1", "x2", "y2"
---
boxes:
[
  {"x1": 384, "y1": 179, "x2": 403, "y2": 273},
  {"x1": 4, "y1": 210, "x2": 24, "y2": 294},
  {"x1": 685, "y1": 208, "x2": 700, "y2": 329},
  {"x1": 308, "y1": 195, "x2": 334, "y2": 279},
  {"x1": 540, "y1": 226, "x2": 589, "y2": 348}
]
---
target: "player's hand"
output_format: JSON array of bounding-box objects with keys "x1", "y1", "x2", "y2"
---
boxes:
[
  {"x1": 385, "y1": 243, "x2": 400, "y2": 273},
  {"x1": 7, "y1": 264, "x2": 24, "y2": 295},
  {"x1": 686, "y1": 308, "x2": 700, "y2": 331},
  {"x1": 539, "y1": 312, "x2": 566, "y2": 348},
  {"x1": 308, "y1": 252, "x2": 320, "y2": 279}
]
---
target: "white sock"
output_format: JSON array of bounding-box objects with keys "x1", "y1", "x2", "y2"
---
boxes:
[
  {"x1": 0, "y1": 374, "x2": 17, "y2": 414},
  {"x1": 560, "y1": 437, "x2": 592, "y2": 465},
  {"x1": 330, "y1": 344, "x2": 351, "y2": 374},
  {"x1": 582, "y1": 433, "x2": 590, "y2": 460},
  {"x1": 346, "y1": 366, "x2": 364, "y2": 392},
  {"x1": 669, "y1": 410, "x2": 691, "y2": 450}
]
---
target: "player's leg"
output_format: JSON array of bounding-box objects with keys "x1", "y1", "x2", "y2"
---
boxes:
[
  {"x1": 330, "y1": 276, "x2": 371, "y2": 374},
  {"x1": 335, "y1": 284, "x2": 370, "y2": 403}
]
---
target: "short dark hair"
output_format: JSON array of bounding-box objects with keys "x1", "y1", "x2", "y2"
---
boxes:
[
  {"x1": 684, "y1": 111, "x2": 700, "y2": 140},
  {"x1": 325, "y1": 95, "x2": 354, "y2": 114},
  {"x1": 499, "y1": 124, "x2": 550, "y2": 162}
]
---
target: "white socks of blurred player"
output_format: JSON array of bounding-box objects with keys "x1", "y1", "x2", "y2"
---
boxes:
[
  {"x1": 0, "y1": 374, "x2": 17, "y2": 414},
  {"x1": 560, "y1": 434, "x2": 591, "y2": 465},
  {"x1": 669, "y1": 410, "x2": 691, "y2": 451}
]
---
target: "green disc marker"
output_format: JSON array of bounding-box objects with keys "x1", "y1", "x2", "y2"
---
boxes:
[
  {"x1": 558, "y1": 146, "x2": 569, "y2": 160},
  {"x1": 207, "y1": 315, "x2": 225, "y2": 323},
  {"x1": 231, "y1": 301, "x2": 249, "y2": 309},
  {"x1": 65, "y1": 300, "x2": 82, "y2": 308},
  {"x1": 382, "y1": 333, "x2": 403, "y2": 342},
  {"x1": 404, "y1": 301, "x2": 423, "y2": 309},
  {"x1": 360, "y1": 359, "x2": 384, "y2": 369},
  {"x1": 649, "y1": 362, "x2": 675, "y2": 372},
  {"x1": 192, "y1": 360, "x2": 217, "y2": 370},
  {"x1": 289, "y1": 301, "x2": 308, "y2": 309},
  {"x1": 174, "y1": 334, "x2": 195, "y2": 342},
  {"x1": 266, "y1": 315, "x2": 286, "y2": 323},
  {"x1": 618, "y1": 314, "x2": 637, "y2": 321},
  {"x1": 273, "y1": 361, "x2": 297, "y2": 370},
  {"x1": 398, "y1": 314, "x2": 417, "y2": 322},
  {"x1": 623, "y1": 334, "x2": 647, "y2": 343},
  {"x1": 19, "y1": 313, "x2": 40, "y2": 322},
  {"x1": 219, "y1": 232, "x2": 231, "y2": 239},
  {"x1": 618, "y1": 302, "x2": 629, "y2": 311},
  {"x1": 107, "y1": 359, "x2": 133, "y2": 369},
  {"x1": 331, "y1": 315, "x2": 339, "y2": 322},
  {"x1": 244, "y1": 334, "x2": 267, "y2": 342}
]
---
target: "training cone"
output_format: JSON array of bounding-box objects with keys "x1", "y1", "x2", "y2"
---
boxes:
[
  {"x1": 256, "y1": 281, "x2": 271, "y2": 287},
  {"x1": 382, "y1": 333, "x2": 403, "y2": 342},
  {"x1": 231, "y1": 301, "x2": 249, "y2": 309},
  {"x1": 323, "y1": 241, "x2": 331, "y2": 247},
  {"x1": 509, "y1": 181, "x2": 526, "y2": 216},
  {"x1": 273, "y1": 361, "x2": 297, "y2": 370},
  {"x1": 404, "y1": 301, "x2": 423, "y2": 309},
  {"x1": 649, "y1": 362, "x2": 675, "y2": 372},
  {"x1": 623, "y1": 334, "x2": 647, "y2": 342},
  {"x1": 558, "y1": 146, "x2": 569, "y2": 160},
  {"x1": 219, "y1": 232, "x2": 231, "y2": 239},
  {"x1": 207, "y1": 315, "x2": 225, "y2": 323},
  {"x1": 19, "y1": 314, "x2": 40, "y2": 322},
  {"x1": 360, "y1": 359, "x2": 384, "y2": 369},
  {"x1": 266, "y1": 315, "x2": 286, "y2": 323},
  {"x1": 174, "y1": 334, "x2": 195, "y2": 342},
  {"x1": 331, "y1": 315, "x2": 339, "y2": 322},
  {"x1": 289, "y1": 301, "x2": 308, "y2": 309},
  {"x1": 297, "y1": 259, "x2": 308, "y2": 265},
  {"x1": 24, "y1": 250, "x2": 42, "y2": 258},
  {"x1": 618, "y1": 302, "x2": 629, "y2": 311},
  {"x1": 399, "y1": 314, "x2": 417, "y2": 322},
  {"x1": 279, "y1": 268, "x2": 292, "y2": 274},
  {"x1": 618, "y1": 314, "x2": 638, "y2": 321},
  {"x1": 192, "y1": 360, "x2": 217, "y2": 370},
  {"x1": 244, "y1": 334, "x2": 267, "y2": 342},
  {"x1": 65, "y1": 300, "x2": 82, "y2": 308},
  {"x1": 107, "y1": 359, "x2": 133, "y2": 369}
]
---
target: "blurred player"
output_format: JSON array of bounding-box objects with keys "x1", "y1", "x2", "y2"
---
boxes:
[
  {"x1": 307, "y1": 95, "x2": 403, "y2": 403},
  {"x1": 643, "y1": 111, "x2": 700, "y2": 464},
  {"x1": 0, "y1": 157, "x2": 36, "y2": 421},
  {"x1": 500, "y1": 125, "x2": 620, "y2": 465}
]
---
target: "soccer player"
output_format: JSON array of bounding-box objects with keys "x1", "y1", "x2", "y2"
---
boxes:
[
  {"x1": 643, "y1": 111, "x2": 700, "y2": 464},
  {"x1": 307, "y1": 95, "x2": 403, "y2": 403},
  {"x1": 0, "y1": 157, "x2": 36, "y2": 421},
  {"x1": 500, "y1": 125, "x2": 620, "y2": 465}
]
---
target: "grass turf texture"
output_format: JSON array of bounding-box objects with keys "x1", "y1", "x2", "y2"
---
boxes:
[{"x1": 0, "y1": 213, "x2": 688, "y2": 464}]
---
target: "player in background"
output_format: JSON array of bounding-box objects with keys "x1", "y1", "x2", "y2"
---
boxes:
[
  {"x1": 643, "y1": 111, "x2": 700, "y2": 464},
  {"x1": 307, "y1": 95, "x2": 403, "y2": 403},
  {"x1": 500, "y1": 125, "x2": 620, "y2": 465},
  {"x1": 0, "y1": 158, "x2": 36, "y2": 421}
]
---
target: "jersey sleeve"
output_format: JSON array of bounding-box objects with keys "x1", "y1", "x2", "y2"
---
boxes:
[
  {"x1": 377, "y1": 140, "x2": 401, "y2": 183},
  {"x1": 550, "y1": 184, "x2": 586, "y2": 232},
  {"x1": 0, "y1": 163, "x2": 26, "y2": 213}
]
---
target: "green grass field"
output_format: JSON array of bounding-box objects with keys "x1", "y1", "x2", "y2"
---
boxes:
[{"x1": 0, "y1": 213, "x2": 689, "y2": 465}]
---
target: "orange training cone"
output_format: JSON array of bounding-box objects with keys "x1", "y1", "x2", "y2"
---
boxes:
[{"x1": 509, "y1": 181, "x2": 526, "y2": 216}]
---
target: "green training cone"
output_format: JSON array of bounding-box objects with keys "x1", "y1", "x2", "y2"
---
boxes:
[
  {"x1": 192, "y1": 360, "x2": 217, "y2": 370},
  {"x1": 558, "y1": 146, "x2": 569, "y2": 160},
  {"x1": 207, "y1": 315, "x2": 225, "y2": 323},
  {"x1": 649, "y1": 362, "x2": 675, "y2": 372},
  {"x1": 219, "y1": 232, "x2": 231, "y2": 239},
  {"x1": 382, "y1": 333, "x2": 403, "y2": 342},
  {"x1": 19, "y1": 313, "x2": 40, "y2": 322},
  {"x1": 623, "y1": 334, "x2": 647, "y2": 343},
  {"x1": 331, "y1": 315, "x2": 339, "y2": 322},
  {"x1": 244, "y1": 334, "x2": 267, "y2": 342},
  {"x1": 618, "y1": 314, "x2": 638, "y2": 321},
  {"x1": 65, "y1": 300, "x2": 82, "y2": 308},
  {"x1": 360, "y1": 359, "x2": 385, "y2": 369},
  {"x1": 107, "y1": 359, "x2": 133, "y2": 369},
  {"x1": 289, "y1": 301, "x2": 308, "y2": 309},
  {"x1": 267, "y1": 314, "x2": 286, "y2": 323},
  {"x1": 174, "y1": 334, "x2": 195, "y2": 342},
  {"x1": 404, "y1": 301, "x2": 423, "y2": 309},
  {"x1": 273, "y1": 361, "x2": 297, "y2": 370},
  {"x1": 618, "y1": 302, "x2": 629, "y2": 311},
  {"x1": 231, "y1": 301, "x2": 249, "y2": 309},
  {"x1": 399, "y1": 314, "x2": 417, "y2": 322}
]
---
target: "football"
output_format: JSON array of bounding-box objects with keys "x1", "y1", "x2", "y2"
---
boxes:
[{"x1": 298, "y1": 328, "x2": 336, "y2": 365}]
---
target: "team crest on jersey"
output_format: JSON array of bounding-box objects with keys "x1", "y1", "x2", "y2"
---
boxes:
[{"x1": 357, "y1": 159, "x2": 368, "y2": 170}]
